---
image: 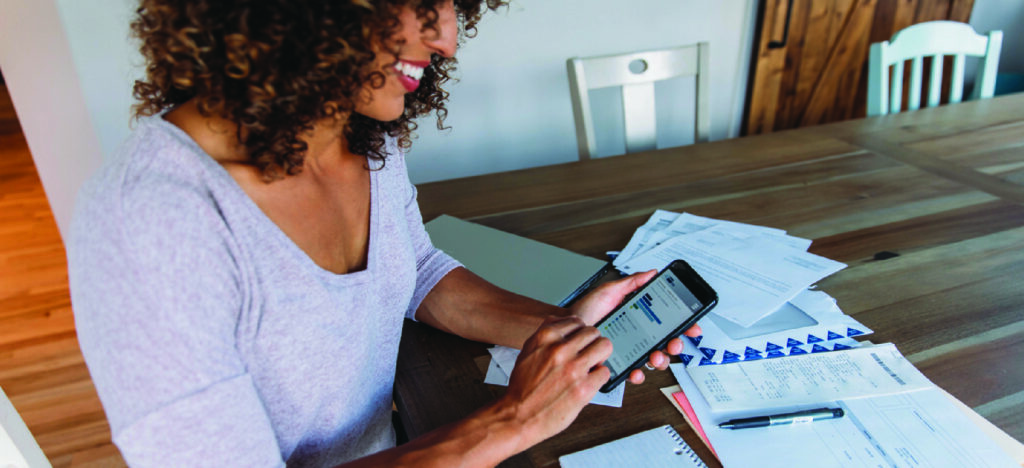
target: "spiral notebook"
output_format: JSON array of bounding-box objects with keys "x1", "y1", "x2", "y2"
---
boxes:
[{"x1": 559, "y1": 425, "x2": 708, "y2": 468}]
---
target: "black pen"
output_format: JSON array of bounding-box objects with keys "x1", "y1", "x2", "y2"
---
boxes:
[{"x1": 718, "y1": 407, "x2": 845, "y2": 430}]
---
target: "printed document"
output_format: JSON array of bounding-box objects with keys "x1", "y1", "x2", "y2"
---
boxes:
[
  {"x1": 686, "y1": 343, "x2": 933, "y2": 412},
  {"x1": 614, "y1": 212, "x2": 787, "y2": 268},
  {"x1": 619, "y1": 225, "x2": 845, "y2": 327},
  {"x1": 671, "y1": 363, "x2": 1018, "y2": 468},
  {"x1": 615, "y1": 210, "x2": 681, "y2": 265},
  {"x1": 679, "y1": 289, "x2": 873, "y2": 366}
]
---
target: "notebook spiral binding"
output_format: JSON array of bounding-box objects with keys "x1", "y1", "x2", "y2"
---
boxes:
[{"x1": 664, "y1": 425, "x2": 708, "y2": 467}]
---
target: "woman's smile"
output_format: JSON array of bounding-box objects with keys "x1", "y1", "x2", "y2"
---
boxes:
[{"x1": 394, "y1": 58, "x2": 430, "y2": 92}]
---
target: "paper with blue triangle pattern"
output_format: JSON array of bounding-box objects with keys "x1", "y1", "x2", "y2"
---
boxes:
[{"x1": 676, "y1": 290, "x2": 872, "y2": 366}]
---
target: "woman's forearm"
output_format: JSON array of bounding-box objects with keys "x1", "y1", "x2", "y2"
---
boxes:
[
  {"x1": 340, "y1": 400, "x2": 525, "y2": 468},
  {"x1": 415, "y1": 267, "x2": 567, "y2": 348}
]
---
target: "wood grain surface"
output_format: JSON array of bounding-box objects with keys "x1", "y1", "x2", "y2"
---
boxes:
[{"x1": 398, "y1": 93, "x2": 1024, "y2": 467}]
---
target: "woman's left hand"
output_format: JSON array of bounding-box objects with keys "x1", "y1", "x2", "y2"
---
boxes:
[{"x1": 567, "y1": 269, "x2": 702, "y2": 385}]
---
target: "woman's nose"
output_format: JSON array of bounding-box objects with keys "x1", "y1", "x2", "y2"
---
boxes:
[{"x1": 423, "y1": 2, "x2": 457, "y2": 58}]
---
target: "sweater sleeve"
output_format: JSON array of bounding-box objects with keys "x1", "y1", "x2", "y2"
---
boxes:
[
  {"x1": 392, "y1": 147, "x2": 461, "y2": 320},
  {"x1": 68, "y1": 163, "x2": 285, "y2": 467}
]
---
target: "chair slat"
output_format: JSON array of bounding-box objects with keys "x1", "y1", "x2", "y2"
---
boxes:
[
  {"x1": 974, "y1": 30, "x2": 1003, "y2": 99},
  {"x1": 694, "y1": 43, "x2": 711, "y2": 143},
  {"x1": 908, "y1": 57, "x2": 923, "y2": 111},
  {"x1": 622, "y1": 82, "x2": 657, "y2": 153},
  {"x1": 891, "y1": 61, "x2": 905, "y2": 113},
  {"x1": 927, "y1": 55, "x2": 943, "y2": 107},
  {"x1": 951, "y1": 54, "x2": 966, "y2": 103},
  {"x1": 868, "y1": 43, "x2": 887, "y2": 116},
  {"x1": 567, "y1": 58, "x2": 598, "y2": 160}
]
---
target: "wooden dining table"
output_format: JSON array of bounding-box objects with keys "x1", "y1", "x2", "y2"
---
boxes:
[{"x1": 394, "y1": 93, "x2": 1024, "y2": 467}]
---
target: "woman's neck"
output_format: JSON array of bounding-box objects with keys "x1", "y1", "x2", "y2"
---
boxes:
[{"x1": 162, "y1": 99, "x2": 355, "y2": 176}]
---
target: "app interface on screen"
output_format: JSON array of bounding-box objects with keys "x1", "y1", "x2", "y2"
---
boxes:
[{"x1": 598, "y1": 270, "x2": 704, "y2": 378}]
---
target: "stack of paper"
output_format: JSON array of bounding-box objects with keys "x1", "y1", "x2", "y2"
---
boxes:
[
  {"x1": 616, "y1": 211, "x2": 844, "y2": 326},
  {"x1": 614, "y1": 211, "x2": 871, "y2": 367}
]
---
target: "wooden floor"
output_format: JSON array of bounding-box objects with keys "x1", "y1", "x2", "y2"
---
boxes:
[{"x1": 0, "y1": 85, "x2": 126, "y2": 466}]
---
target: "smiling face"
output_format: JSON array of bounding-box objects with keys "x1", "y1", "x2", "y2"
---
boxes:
[{"x1": 354, "y1": 1, "x2": 458, "y2": 122}]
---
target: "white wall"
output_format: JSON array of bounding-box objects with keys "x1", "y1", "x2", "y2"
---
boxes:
[
  {"x1": 406, "y1": 0, "x2": 757, "y2": 183},
  {"x1": 970, "y1": 0, "x2": 1024, "y2": 73},
  {"x1": 0, "y1": 0, "x2": 118, "y2": 241},
  {"x1": 57, "y1": 0, "x2": 140, "y2": 162}
]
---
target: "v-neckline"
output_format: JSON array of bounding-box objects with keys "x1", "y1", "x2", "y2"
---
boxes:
[{"x1": 153, "y1": 117, "x2": 380, "y2": 283}]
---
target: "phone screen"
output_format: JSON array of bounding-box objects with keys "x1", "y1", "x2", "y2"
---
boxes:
[{"x1": 597, "y1": 268, "x2": 708, "y2": 381}]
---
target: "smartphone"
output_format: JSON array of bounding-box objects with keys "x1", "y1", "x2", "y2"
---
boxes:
[{"x1": 595, "y1": 259, "x2": 718, "y2": 393}]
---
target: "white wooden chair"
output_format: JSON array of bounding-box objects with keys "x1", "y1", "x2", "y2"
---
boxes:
[
  {"x1": 867, "y1": 21, "x2": 1002, "y2": 116},
  {"x1": 567, "y1": 43, "x2": 710, "y2": 160}
]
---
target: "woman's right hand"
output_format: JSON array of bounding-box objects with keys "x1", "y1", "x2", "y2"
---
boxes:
[
  {"x1": 497, "y1": 316, "x2": 613, "y2": 453},
  {"x1": 342, "y1": 316, "x2": 612, "y2": 467}
]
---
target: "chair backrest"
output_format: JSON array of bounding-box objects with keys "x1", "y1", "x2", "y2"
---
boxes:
[
  {"x1": 867, "y1": 21, "x2": 1002, "y2": 116},
  {"x1": 567, "y1": 43, "x2": 710, "y2": 160}
]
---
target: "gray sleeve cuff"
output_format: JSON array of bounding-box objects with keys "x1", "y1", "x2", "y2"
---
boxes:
[{"x1": 406, "y1": 249, "x2": 462, "y2": 321}]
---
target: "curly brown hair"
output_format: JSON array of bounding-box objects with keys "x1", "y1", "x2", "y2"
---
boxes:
[{"x1": 131, "y1": 0, "x2": 506, "y2": 180}]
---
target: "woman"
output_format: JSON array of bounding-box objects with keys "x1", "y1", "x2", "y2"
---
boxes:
[{"x1": 67, "y1": 0, "x2": 698, "y2": 466}]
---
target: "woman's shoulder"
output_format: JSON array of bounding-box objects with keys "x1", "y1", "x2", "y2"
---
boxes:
[
  {"x1": 72, "y1": 117, "x2": 236, "y2": 246},
  {"x1": 374, "y1": 135, "x2": 413, "y2": 179},
  {"x1": 86, "y1": 117, "x2": 215, "y2": 198}
]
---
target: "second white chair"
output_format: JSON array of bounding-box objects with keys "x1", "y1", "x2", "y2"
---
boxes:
[
  {"x1": 867, "y1": 21, "x2": 1002, "y2": 116},
  {"x1": 567, "y1": 43, "x2": 710, "y2": 160}
]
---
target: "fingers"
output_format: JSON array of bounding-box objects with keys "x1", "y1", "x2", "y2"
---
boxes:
[
  {"x1": 628, "y1": 344, "x2": 685, "y2": 386},
  {"x1": 501, "y1": 320, "x2": 612, "y2": 446},
  {"x1": 606, "y1": 269, "x2": 657, "y2": 296},
  {"x1": 665, "y1": 337, "x2": 684, "y2": 355},
  {"x1": 682, "y1": 324, "x2": 702, "y2": 337},
  {"x1": 569, "y1": 270, "x2": 660, "y2": 326},
  {"x1": 572, "y1": 329, "x2": 613, "y2": 366},
  {"x1": 648, "y1": 351, "x2": 670, "y2": 370},
  {"x1": 585, "y1": 364, "x2": 612, "y2": 390},
  {"x1": 529, "y1": 316, "x2": 586, "y2": 346},
  {"x1": 527, "y1": 316, "x2": 611, "y2": 372}
]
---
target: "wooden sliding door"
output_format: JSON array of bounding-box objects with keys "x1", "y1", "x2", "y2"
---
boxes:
[{"x1": 743, "y1": 0, "x2": 975, "y2": 135}]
